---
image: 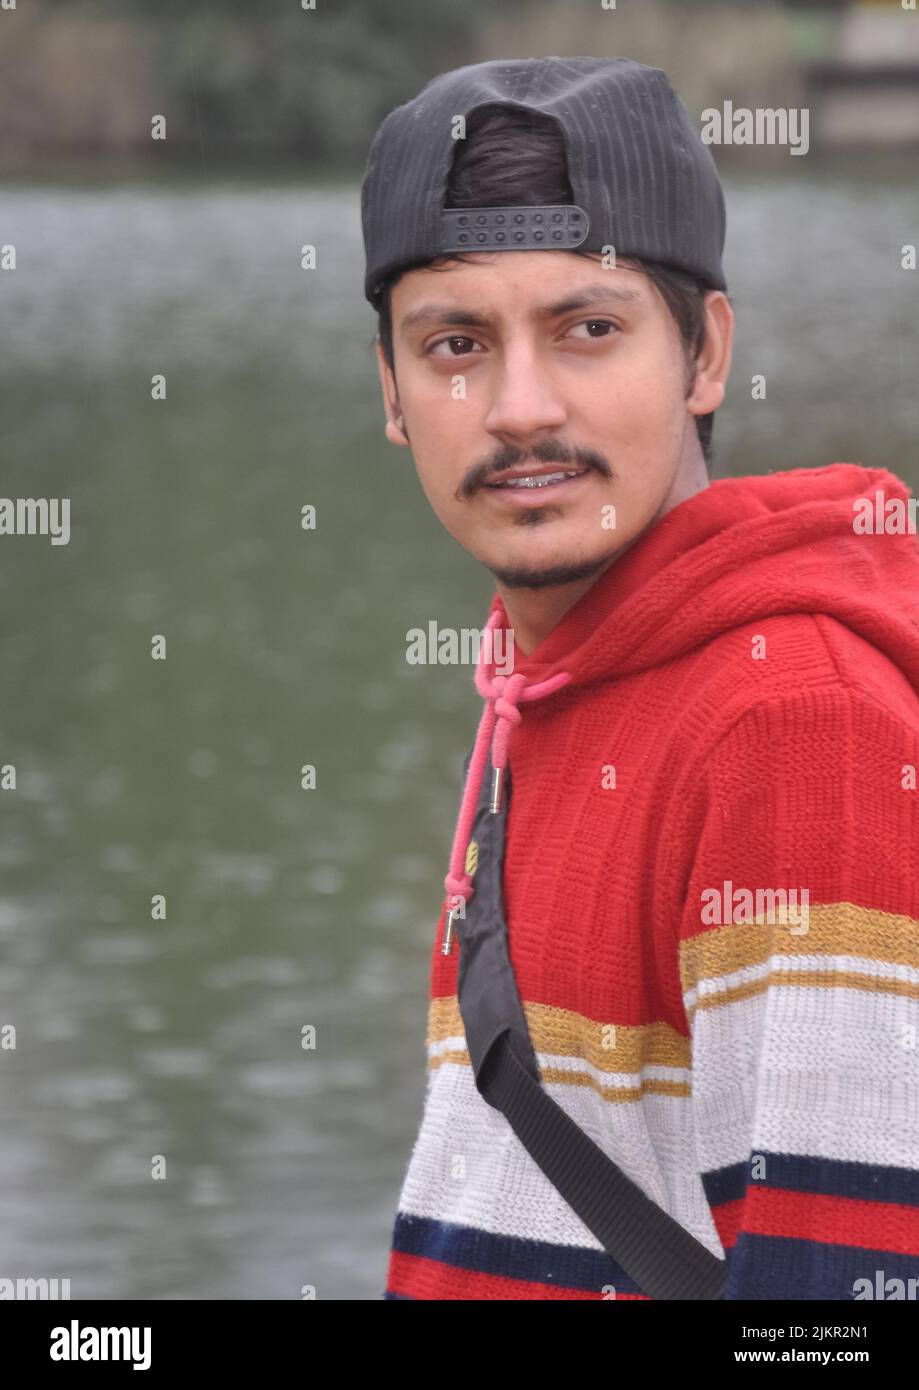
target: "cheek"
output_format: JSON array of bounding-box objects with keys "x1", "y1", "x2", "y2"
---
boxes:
[
  {"x1": 589, "y1": 334, "x2": 687, "y2": 420},
  {"x1": 407, "y1": 398, "x2": 473, "y2": 500},
  {"x1": 404, "y1": 368, "x2": 465, "y2": 437},
  {"x1": 412, "y1": 445, "x2": 462, "y2": 522}
]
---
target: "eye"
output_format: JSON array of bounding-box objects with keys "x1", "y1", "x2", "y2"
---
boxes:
[
  {"x1": 565, "y1": 319, "x2": 619, "y2": 340},
  {"x1": 426, "y1": 334, "x2": 483, "y2": 359}
]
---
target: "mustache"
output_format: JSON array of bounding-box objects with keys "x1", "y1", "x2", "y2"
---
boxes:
[{"x1": 458, "y1": 440, "x2": 612, "y2": 500}]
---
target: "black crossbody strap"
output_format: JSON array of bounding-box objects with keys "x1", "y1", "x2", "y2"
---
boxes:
[
  {"x1": 453, "y1": 746, "x2": 726, "y2": 1301},
  {"x1": 478, "y1": 1029, "x2": 727, "y2": 1301}
]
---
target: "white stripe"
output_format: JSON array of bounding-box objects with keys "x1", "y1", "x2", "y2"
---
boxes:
[
  {"x1": 536, "y1": 1052, "x2": 691, "y2": 1089},
  {"x1": 684, "y1": 957, "x2": 772, "y2": 1013},
  {"x1": 689, "y1": 985, "x2": 919, "y2": 1172},
  {"x1": 684, "y1": 952, "x2": 919, "y2": 1013},
  {"x1": 428, "y1": 1034, "x2": 468, "y2": 1060},
  {"x1": 428, "y1": 1035, "x2": 691, "y2": 1088},
  {"x1": 396, "y1": 1057, "x2": 722, "y2": 1255}
]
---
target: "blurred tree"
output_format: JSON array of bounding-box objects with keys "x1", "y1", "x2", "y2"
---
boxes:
[{"x1": 26, "y1": 0, "x2": 536, "y2": 168}]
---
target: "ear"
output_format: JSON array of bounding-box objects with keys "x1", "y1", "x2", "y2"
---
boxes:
[
  {"x1": 374, "y1": 337, "x2": 410, "y2": 447},
  {"x1": 686, "y1": 290, "x2": 734, "y2": 418}
]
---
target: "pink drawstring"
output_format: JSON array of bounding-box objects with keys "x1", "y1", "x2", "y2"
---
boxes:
[{"x1": 442, "y1": 608, "x2": 571, "y2": 943}]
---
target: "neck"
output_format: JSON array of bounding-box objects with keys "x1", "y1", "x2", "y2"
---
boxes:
[{"x1": 496, "y1": 558, "x2": 616, "y2": 657}]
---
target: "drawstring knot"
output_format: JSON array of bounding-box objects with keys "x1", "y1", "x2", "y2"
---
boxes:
[{"x1": 441, "y1": 609, "x2": 571, "y2": 953}]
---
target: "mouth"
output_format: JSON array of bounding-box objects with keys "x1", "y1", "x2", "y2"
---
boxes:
[{"x1": 482, "y1": 466, "x2": 591, "y2": 505}]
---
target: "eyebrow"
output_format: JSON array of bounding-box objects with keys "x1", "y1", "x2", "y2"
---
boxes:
[{"x1": 399, "y1": 283, "x2": 644, "y2": 335}]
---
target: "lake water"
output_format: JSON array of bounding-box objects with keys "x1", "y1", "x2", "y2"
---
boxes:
[{"x1": 0, "y1": 170, "x2": 916, "y2": 1299}]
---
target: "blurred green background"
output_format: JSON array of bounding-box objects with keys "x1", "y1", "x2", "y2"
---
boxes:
[{"x1": 0, "y1": 0, "x2": 916, "y2": 1299}]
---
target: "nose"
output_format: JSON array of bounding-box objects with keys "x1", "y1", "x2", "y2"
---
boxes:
[{"x1": 481, "y1": 340, "x2": 568, "y2": 444}]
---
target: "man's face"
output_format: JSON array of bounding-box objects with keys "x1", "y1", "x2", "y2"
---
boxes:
[{"x1": 376, "y1": 251, "x2": 728, "y2": 589}]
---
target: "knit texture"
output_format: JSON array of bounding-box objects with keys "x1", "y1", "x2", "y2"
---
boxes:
[{"x1": 385, "y1": 464, "x2": 919, "y2": 1300}]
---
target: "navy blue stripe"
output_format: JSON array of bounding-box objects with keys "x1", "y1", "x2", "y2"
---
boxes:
[
  {"x1": 703, "y1": 1152, "x2": 919, "y2": 1209},
  {"x1": 724, "y1": 1234, "x2": 919, "y2": 1301},
  {"x1": 390, "y1": 1211, "x2": 919, "y2": 1299},
  {"x1": 703, "y1": 1160, "x2": 749, "y2": 1207},
  {"x1": 391, "y1": 1211, "x2": 645, "y2": 1294}
]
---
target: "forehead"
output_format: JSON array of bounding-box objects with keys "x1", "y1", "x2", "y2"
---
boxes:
[{"x1": 391, "y1": 251, "x2": 652, "y2": 330}]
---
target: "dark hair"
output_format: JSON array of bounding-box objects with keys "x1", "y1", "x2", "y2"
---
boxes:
[{"x1": 375, "y1": 103, "x2": 721, "y2": 469}]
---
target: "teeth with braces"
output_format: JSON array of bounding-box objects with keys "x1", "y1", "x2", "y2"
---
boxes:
[{"x1": 493, "y1": 469, "x2": 585, "y2": 489}]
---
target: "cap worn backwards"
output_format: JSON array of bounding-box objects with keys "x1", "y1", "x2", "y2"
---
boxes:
[{"x1": 360, "y1": 56, "x2": 727, "y2": 310}]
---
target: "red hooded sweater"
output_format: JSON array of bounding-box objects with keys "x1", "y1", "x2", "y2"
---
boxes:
[{"x1": 385, "y1": 464, "x2": 919, "y2": 1300}]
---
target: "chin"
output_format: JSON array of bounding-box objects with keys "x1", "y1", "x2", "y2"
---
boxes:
[{"x1": 485, "y1": 549, "x2": 616, "y2": 591}]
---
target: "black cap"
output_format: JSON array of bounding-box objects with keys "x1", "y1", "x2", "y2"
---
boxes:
[{"x1": 361, "y1": 56, "x2": 727, "y2": 310}]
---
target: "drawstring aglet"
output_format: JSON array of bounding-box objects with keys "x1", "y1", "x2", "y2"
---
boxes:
[
  {"x1": 441, "y1": 908, "x2": 459, "y2": 955},
  {"x1": 489, "y1": 766, "x2": 505, "y2": 815}
]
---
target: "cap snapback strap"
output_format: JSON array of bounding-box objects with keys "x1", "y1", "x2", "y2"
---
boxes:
[{"x1": 439, "y1": 204, "x2": 591, "y2": 253}]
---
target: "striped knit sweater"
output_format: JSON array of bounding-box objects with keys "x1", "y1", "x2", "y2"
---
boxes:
[{"x1": 385, "y1": 464, "x2": 919, "y2": 1300}]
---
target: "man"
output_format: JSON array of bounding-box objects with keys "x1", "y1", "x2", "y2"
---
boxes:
[{"x1": 361, "y1": 57, "x2": 919, "y2": 1300}]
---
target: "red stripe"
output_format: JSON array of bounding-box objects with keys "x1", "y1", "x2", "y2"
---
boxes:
[
  {"x1": 709, "y1": 1196, "x2": 744, "y2": 1250},
  {"x1": 386, "y1": 1250, "x2": 649, "y2": 1300},
  {"x1": 738, "y1": 1186, "x2": 919, "y2": 1254}
]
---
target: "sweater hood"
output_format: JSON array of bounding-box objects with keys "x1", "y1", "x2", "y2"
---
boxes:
[
  {"x1": 487, "y1": 463, "x2": 919, "y2": 692},
  {"x1": 439, "y1": 464, "x2": 919, "y2": 941}
]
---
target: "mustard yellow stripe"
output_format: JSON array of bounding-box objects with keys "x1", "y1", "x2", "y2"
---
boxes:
[
  {"x1": 427, "y1": 995, "x2": 465, "y2": 1047},
  {"x1": 680, "y1": 901, "x2": 919, "y2": 997},
  {"x1": 524, "y1": 1001, "x2": 691, "y2": 1072},
  {"x1": 430, "y1": 1045, "x2": 470, "y2": 1071},
  {"x1": 539, "y1": 1066, "x2": 692, "y2": 1103},
  {"x1": 427, "y1": 994, "x2": 691, "y2": 1072},
  {"x1": 428, "y1": 1048, "x2": 692, "y2": 1101}
]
